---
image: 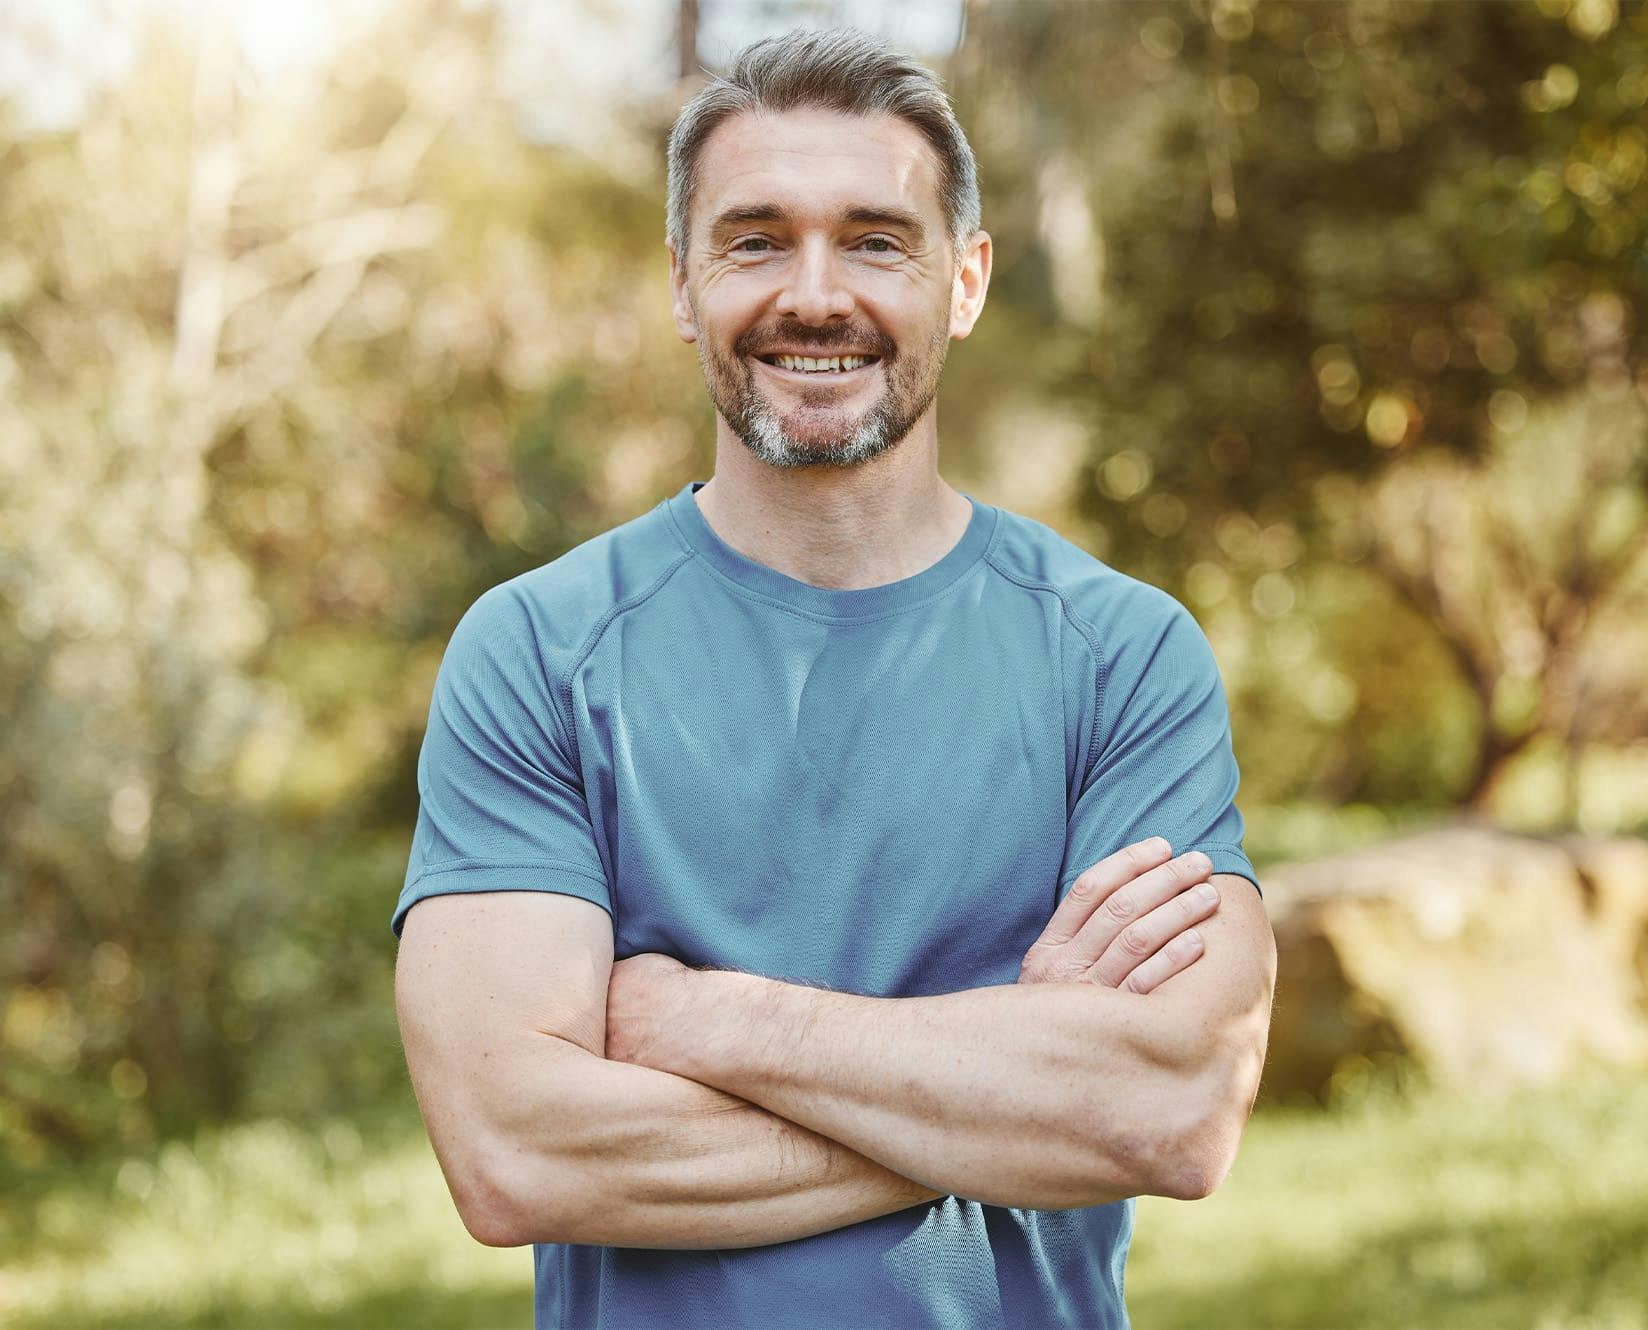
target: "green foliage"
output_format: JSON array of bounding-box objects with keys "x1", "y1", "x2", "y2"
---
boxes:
[
  {"x1": 0, "y1": 1, "x2": 690, "y2": 1168},
  {"x1": 0, "y1": 1104, "x2": 528, "y2": 1328},
  {"x1": 5, "y1": 1069, "x2": 1646, "y2": 1329},
  {"x1": 947, "y1": 0, "x2": 1648, "y2": 809},
  {"x1": 1, "y1": 0, "x2": 1645, "y2": 1189},
  {"x1": 1129, "y1": 1062, "x2": 1648, "y2": 1329}
]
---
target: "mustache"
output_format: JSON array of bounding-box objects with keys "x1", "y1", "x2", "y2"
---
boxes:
[{"x1": 735, "y1": 329, "x2": 893, "y2": 358}]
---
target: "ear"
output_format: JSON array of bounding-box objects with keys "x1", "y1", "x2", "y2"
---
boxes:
[
  {"x1": 947, "y1": 230, "x2": 992, "y2": 341},
  {"x1": 668, "y1": 241, "x2": 698, "y2": 344}
]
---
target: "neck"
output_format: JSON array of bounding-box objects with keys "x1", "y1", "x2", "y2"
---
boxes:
[{"x1": 694, "y1": 417, "x2": 973, "y2": 592}]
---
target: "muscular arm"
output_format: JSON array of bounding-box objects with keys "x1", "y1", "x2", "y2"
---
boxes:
[
  {"x1": 394, "y1": 889, "x2": 940, "y2": 1251},
  {"x1": 615, "y1": 875, "x2": 1276, "y2": 1209},
  {"x1": 1119, "y1": 873, "x2": 1276, "y2": 1195}
]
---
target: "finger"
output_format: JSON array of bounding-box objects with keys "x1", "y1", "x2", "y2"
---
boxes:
[
  {"x1": 1111, "y1": 927, "x2": 1206, "y2": 995},
  {"x1": 1030, "y1": 837, "x2": 1173, "y2": 950},
  {"x1": 1054, "y1": 851, "x2": 1214, "y2": 974},
  {"x1": 1088, "y1": 877, "x2": 1220, "y2": 989}
]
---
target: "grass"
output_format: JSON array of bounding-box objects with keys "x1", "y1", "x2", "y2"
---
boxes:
[
  {"x1": 2, "y1": 1064, "x2": 1646, "y2": 1329},
  {"x1": 0, "y1": 1109, "x2": 529, "y2": 1329},
  {"x1": 1128, "y1": 1061, "x2": 1648, "y2": 1330}
]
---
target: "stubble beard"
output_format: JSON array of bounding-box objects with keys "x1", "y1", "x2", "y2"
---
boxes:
[{"x1": 695, "y1": 314, "x2": 951, "y2": 472}]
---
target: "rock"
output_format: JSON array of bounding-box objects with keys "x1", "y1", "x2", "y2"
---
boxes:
[
  {"x1": 1254, "y1": 824, "x2": 1648, "y2": 1105},
  {"x1": 1559, "y1": 833, "x2": 1648, "y2": 984}
]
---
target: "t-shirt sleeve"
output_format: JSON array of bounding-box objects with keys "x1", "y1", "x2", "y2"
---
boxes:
[
  {"x1": 390, "y1": 584, "x2": 612, "y2": 939},
  {"x1": 1057, "y1": 590, "x2": 1260, "y2": 900}
]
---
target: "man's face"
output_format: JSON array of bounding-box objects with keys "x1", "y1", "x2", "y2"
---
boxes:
[{"x1": 670, "y1": 107, "x2": 977, "y2": 470}]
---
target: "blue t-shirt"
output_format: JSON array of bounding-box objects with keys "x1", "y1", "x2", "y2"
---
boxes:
[{"x1": 393, "y1": 479, "x2": 1259, "y2": 1330}]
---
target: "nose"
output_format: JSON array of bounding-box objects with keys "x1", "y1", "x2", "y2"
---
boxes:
[{"x1": 775, "y1": 235, "x2": 855, "y2": 325}]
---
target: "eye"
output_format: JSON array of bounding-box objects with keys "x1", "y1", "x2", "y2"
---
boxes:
[
  {"x1": 732, "y1": 237, "x2": 775, "y2": 253},
  {"x1": 858, "y1": 236, "x2": 899, "y2": 254}
]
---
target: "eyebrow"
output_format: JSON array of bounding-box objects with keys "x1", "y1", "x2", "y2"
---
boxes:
[{"x1": 706, "y1": 202, "x2": 929, "y2": 245}]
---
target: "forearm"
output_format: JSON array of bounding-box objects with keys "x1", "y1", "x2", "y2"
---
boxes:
[
  {"x1": 487, "y1": 1035, "x2": 942, "y2": 1249},
  {"x1": 652, "y1": 974, "x2": 1213, "y2": 1210}
]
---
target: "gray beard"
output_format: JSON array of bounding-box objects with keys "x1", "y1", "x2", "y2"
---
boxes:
[{"x1": 698, "y1": 330, "x2": 948, "y2": 472}]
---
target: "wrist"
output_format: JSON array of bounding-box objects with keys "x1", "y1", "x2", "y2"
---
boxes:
[
  {"x1": 672, "y1": 967, "x2": 802, "y2": 1092},
  {"x1": 678, "y1": 972, "x2": 948, "y2": 1207},
  {"x1": 659, "y1": 965, "x2": 762, "y2": 1084}
]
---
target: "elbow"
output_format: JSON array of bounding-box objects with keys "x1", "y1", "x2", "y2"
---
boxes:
[
  {"x1": 458, "y1": 1174, "x2": 593, "y2": 1249},
  {"x1": 1147, "y1": 1106, "x2": 1238, "y2": 1202},
  {"x1": 1066, "y1": 1055, "x2": 1237, "y2": 1206},
  {"x1": 1154, "y1": 1057, "x2": 1263, "y2": 1202},
  {"x1": 1156, "y1": 1136, "x2": 1235, "y2": 1202},
  {"x1": 449, "y1": 1069, "x2": 619, "y2": 1247},
  {"x1": 453, "y1": 1154, "x2": 533, "y2": 1247},
  {"x1": 454, "y1": 1147, "x2": 603, "y2": 1245},
  {"x1": 454, "y1": 1144, "x2": 590, "y2": 1248},
  {"x1": 462, "y1": 1202, "x2": 526, "y2": 1250}
]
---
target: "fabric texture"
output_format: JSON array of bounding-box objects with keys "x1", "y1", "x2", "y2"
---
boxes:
[{"x1": 394, "y1": 479, "x2": 1260, "y2": 1330}]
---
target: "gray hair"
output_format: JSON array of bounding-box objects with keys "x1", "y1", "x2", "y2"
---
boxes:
[{"x1": 665, "y1": 27, "x2": 981, "y2": 269}]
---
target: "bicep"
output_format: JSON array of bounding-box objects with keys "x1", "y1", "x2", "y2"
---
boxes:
[
  {"x1": 1058, "y1": 591, "x2": 1258, "y2": 901},
  {"x1": 1150, "y1": 873, "x2": 1276, "y2": 1079},
  {"x1": 394, "y1": 889, "x2": 614, "y2": 1234}
]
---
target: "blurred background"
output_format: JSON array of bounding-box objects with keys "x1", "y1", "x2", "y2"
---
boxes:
[{"x1": 2, "y1": 0, "x2": 1646, "y2": 1325}]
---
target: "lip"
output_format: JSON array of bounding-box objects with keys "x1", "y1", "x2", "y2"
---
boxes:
[{"x1": 750, "y1": 355, "x2": 882, "y2": 384}]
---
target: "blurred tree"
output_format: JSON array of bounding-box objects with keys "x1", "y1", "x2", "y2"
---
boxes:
[
  {"x1": 0, "y1": 0, "x2": 698, "y2": 1165},
  {"x1": 679, "y1": 0, "x2": 700, "y2": 77},
  {"x1": 1356, "y1": 388, "x2": 1647, "y2": 813},
  {"x1": 3, "y1": 0, "x2": 1647, "y2": 1175},
  {"x1": 945, "y1": 0, "x2": 1648, "y2": 809}
]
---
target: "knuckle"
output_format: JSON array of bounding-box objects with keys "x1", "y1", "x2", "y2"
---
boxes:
[
  {"x1": 1119, "y1": 925, "x2": 1153, "y2": 957},
  {"x1": 1070, "y1": 873, "x2": 1100, "y2": 903},
  {"x1": 1122, "y1": 970, "x2": 1151, "y2": 995},
  {"x1": 1104, "y1": 892, "x2": 1137, "y2": 922}
]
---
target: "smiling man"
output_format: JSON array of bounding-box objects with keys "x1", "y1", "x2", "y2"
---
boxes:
[
  {"x1": 392, "y1": 26, "x2": 1275, "y2": 1330},
  {"x1": 683, "y1": 117, "x2": 953, "y2": 476}
]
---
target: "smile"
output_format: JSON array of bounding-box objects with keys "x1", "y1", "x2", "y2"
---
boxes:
[{"x1": 751, "y1": 354, "x2": 882, "y2": 382}]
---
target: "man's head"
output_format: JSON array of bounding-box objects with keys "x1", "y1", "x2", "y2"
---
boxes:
[{"x1": 664, "y1": 27, "x2": 990, "y2": 470}]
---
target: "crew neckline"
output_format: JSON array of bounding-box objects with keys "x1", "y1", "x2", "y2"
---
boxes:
[{"x1": 664, "y1": 479, "x2": 999, "y2": 620}]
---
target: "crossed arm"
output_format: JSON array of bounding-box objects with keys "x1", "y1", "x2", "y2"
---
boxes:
[{"x1": 395, "y1": 856, "x2": 1275, "y2": 1250}]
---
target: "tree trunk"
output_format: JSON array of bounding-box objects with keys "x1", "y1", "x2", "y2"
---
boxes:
[{"x1": 678, "y1": 0, "x2": 699, "y2": 79}]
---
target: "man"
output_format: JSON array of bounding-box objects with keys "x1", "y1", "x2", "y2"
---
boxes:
[{"x1": 393, "y1": 26, "x2": 1275, "y2": 1330}]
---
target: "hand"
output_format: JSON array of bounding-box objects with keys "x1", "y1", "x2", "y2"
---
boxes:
[
  {"x1": 605, "y1": 951, "x2": 694, "y2": 1070},
  {"x1": 1018, "y1": 838, "x2": 1220, "y2": 994}
]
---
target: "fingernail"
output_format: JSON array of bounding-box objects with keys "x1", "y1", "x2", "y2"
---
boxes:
[
  {"x1": 1196, "y1": 883, "x2": 1218, "y2": 904},
  {"x1": 1185, "y1": 930, "x2": 1203, "y2": 950},
  {"x1": 1189, "y1": 851, "x2": 1212, "y2": 873},
  {"x1": 1150, "y1": 837, "x2": 1171, "y2": 856}
]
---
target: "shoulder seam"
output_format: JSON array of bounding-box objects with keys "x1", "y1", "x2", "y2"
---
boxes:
[
  {"x1": 982, "y1": 551, "x2": 1111, "y2": 781},
  {"x1": 555, "y1": 550, "x2": 697, "y2": 770}
]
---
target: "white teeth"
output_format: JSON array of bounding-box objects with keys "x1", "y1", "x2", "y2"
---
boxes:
[{"x1": 772, "y1": 354, "x2": 873, "y2": 373}]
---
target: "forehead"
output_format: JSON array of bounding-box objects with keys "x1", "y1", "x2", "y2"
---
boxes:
[{"x1": 691, "y1": 107, "x2": 945, "y2": 234}]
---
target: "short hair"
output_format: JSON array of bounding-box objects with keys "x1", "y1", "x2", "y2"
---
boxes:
[{"x1": 665, "y1": 26, "x2": 981, "y2": 269}]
